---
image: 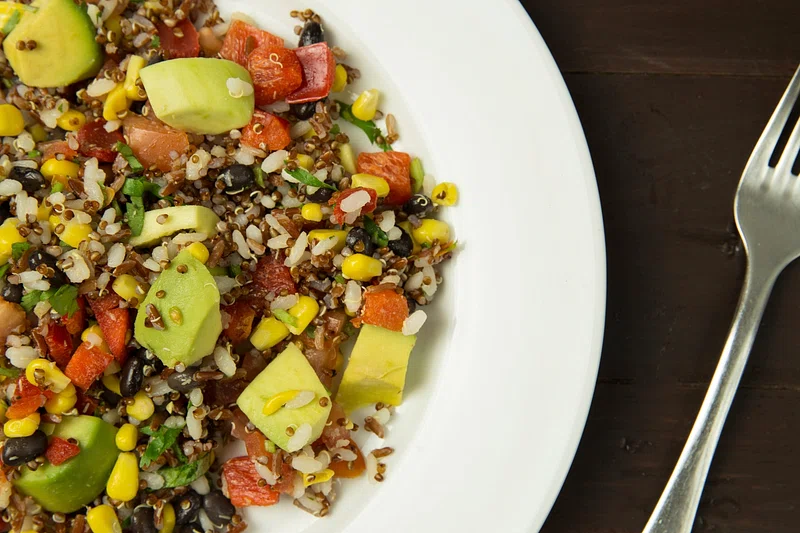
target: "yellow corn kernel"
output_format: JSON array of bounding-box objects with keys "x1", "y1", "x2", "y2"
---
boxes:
[
  {"x1": 106, "y1": 452, "x2": 139, "y2": 502},
  {"x1": 127, "y1": 391, "x2": 154, "y2": 421},
  {"x1": 301, "y1": 203, "x2": 323, "y2": 222},
  {"x1": 26, "y1": 358, "x2": 71, "y2": 393},
  {"x1": 431, "y1": 182, "x2": 458, "y2": 206},
  {"x1": 36, "y1": 204, "x2": 51, "y2": 221},
  {"x1": 4, "y1": 413, "x2": 41, "y2": 438},
  {"x1": 103, "y1": 84, "x2": 129, "y2": 122},
  {"x1": 56, "y1": 110, "x2": 86, "y2": 132},
  {"x1": 160, "y1": 503, "x2": 175, "y2": 533},
  {"x1": 45, "y1": 384, "x2": 77, "y2": 415},
  {"x1": 0, "y1": 219, "x2": 25, "y2": 264},
  {"x1": 185, "y1": 242, "x2": 209, "y2": 264},
  {"x1": 82, "y1": 324, "x2": 110, "y2": 353},
  {"x1": 112, "y1": 274, "x2": 143, "y2": 307},
  {"x1": 106, "y1": 14, "x2": 123, "y2": 45},
  {"x1": 115, "y1": 423, "x2": 138, "y2": 452},
  {"x1": 398, "y1": 222, "x2": 420, "y2": 254},
  {"x1": 0, "y1": 400, "x2": 7, "y2": 422},
  {"x1": 28, "y1": 124, "x2": 48, "y2": 143},
  {"x1": 262, "y1": 390, "x2": 300, "y2": 416},
  {"x1": 124, "y1": 56, "x2": 147, "y2": 101},
  {"x1": 307, "y1": 230, "x2": 347, "y2": 252},
  {"x1": 352, "y1": 89, "x2": 380, "y2": 121},
  {"x1": 337, "y1": 143, "x2": 357, "y2": 175},
  {"x1": 350, "y1": 173, "x2": 390, "y2": 197},
  {"x1": 303, "y1": 468, "x2": 335, "y2": 487},
  {"x1": 295, "y1": 154, "x2": 314, "y2": 171},
  {"x1": 86, "y1": 504, "x2": 121, "y2": 533},
  {"x1": 331, "y1": 64, "x2": 347, "y2": 93},
  {"x1": 102, "y1": 374, "x2": 121, "y2": 396},
  {"x1": 287, "y1": 295, "x2": 319, "y2": 335},
  {"x1": 342, "y1": 254, "x2": 383, "y2": 282},
  {"x1": 58, "y1": 221, "x2": 93, "y2": 249},
  {"x1": 0, "y1": 104, "x2": 24, "y2": 137},
  {"x1": 412, "y1": 219, "x2": 451, "y2": 246},
  {"x1": 41, "y1": 159, "x2": 80, "y2": 180},
  {"x1": 250, "y1": 316, "x2": 290, "y2": 351}
]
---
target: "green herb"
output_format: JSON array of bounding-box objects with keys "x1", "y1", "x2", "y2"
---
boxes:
[
  {"x1": 420, "y1": 242, "x2": 431, "y2": 249},
  {"x1": 126, "y1": 196, "x2": 145, "y2": 237},
  {"x1": 2, "y1": 79, "x2": 11, "y2": 89},
  {"x1": 228, "y1": 264, "x2": 242, "y2": 278},
  {"x1": 11, "y1": 242, "x2": 30, "y2": 261},
  {"x1": 207, "y1": 266, "x2": 228, "y2": 277},
  {"x1": 122, "y1": 177, "x2": 163, "y2": 198},
  {"x1": 329, "y1": 124, "x2": 340, "y2": 135},
  {"x1": 0, "y1": 366, "x2": 20, "y2": 379},
  {"x1": 305, "y1": 326, "x2": 316, "y2": 338},
  {"x1": 1, "y1": 9, "x2": 22, "y2": 36},
  {"x1": 151, "y1": 35, "x2": 160, "y2": 49},
  {"x1": 444, "y1": 240, "x2": 458, "y2": 253},
  {"x1": 116, "y1": 142, "x2": 144, "y2": 173},
  {"x1": 27, "y1": 150, "x2": 41, "y2": 159},
  {"x1": 337, "y1": 101, "x2": 392, "y2": 151},
  {"x1": 273, "y1": 309, "x2": 298, "y2": 328},
  {"x1": 343, "y1": 322, "x2": 357, "y2": 336},
  {"x1": 21, "y1": 289, "x2": 47, "y2": 312},
  {"x1": 172, "y1": 441, "x2": 188, "y2": 465},
  {"x1": 111, "y1": 198, "x2": 123, "y2": 218},
  {"x1": 51, "y1": 181, "x2": 65, "y2": 194},
  {"x1": 363, "y1": 217, "x2": 388, "y2": 247},
  {"x1": 253, "y1": 165, "x2": 265, "y2": 188},
  {"x1": 283, "y1": 167, "x2": 336, "y2": 191},
  {"x1": 57, "y1": 103, "x2": 65, "y2": 113},
  {"x1": 59, "y1": 240, "x2": 72, "y2": 250},
  {"x1": 49, "y1": 285, "x2": 79, "y2": 317},
  {"x1": 0, "y1": 264, "x2": 10, "y2": 278},
  {"x1": 410, "y1": 157, "x2": 425, "y2": 193},
  {"x1": 140, "y1": 426, "x2": 182, "y2": 468},
  {"x1": 159, "y1": 454, "x2": 212, "y2": 488},
  {"x1": 334, "y1": 274, "x2": 346, "y2": 284},
  {"x1": 121, "y1": 517, "x2": 132, "y2": 529}
]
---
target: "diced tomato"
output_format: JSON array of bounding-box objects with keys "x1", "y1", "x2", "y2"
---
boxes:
[
  {"x1": 44, "y1": 323, "x2": 74, "y2": 368},
  {"x1": 329, "y1": 444, "x2": 366, "y2": 479},
  {"x1": 156, "y1": 19, "x2": 200, "y2": 59},
  {"x1": 361, "y1": 289, "x2": 409, "y2": 332},
  {"x1": 240, "y1": 111, "x2": 291, "y2": 151},
  {"x1": 45, "y1": 436, "x2": 80, "y2": 466},
  {"x1": 88, "y1": 292, "x2": 122, "y2": 315},
  {"x1": 356, "y1": 151, "x2": 413, "y2": 206},
  {"x1": 77, "y1": 120, "x2": 125, "y2": 163},
  {"x1": 285, "y1": 43, "x2": 335, "y2": 104},
  {"x1": 247, "y1": 46, "x2": 303, "y2": 106},
  {"x1": 122, "y1": 115, "x2": 190, "y2": 173},
  {"x1": 230, "y1": 410, "x2": 294, "y2": 494},
  {"x1": 252, "y1": 255, "x2": 297, "y2": 296},
  {"x1": 219, "y1": 20, "x2": 283, "y2": 67},
  {"x1": 62, "y1": 297, "x2": 87, "y2": 336},
  {"x1": 40, "y1": 141, "x2": 78, "y2": 161},
  {"x1": 7, "y1": 395, "x2": 46, "y2": 419},
  {"x1": 14, "y1": 376, "x2": 52, "y2": 401},
  {"x1": 329, "y1": 187, "x2": 378, "y2": 224},
  {"x1": 223, "y1": 457, "x2": 281, "y2": 507},
  {"x1": 223, "y1": 301, "x2": 256, "y2": 344},
  {"x1": 89, "y1": 293, "x2": 130, "y2": 363},
  {"x1": 65, "y1": 342, "x2": 114, "y2": 391}
]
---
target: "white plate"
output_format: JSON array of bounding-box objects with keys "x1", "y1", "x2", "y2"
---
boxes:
[{"x1": 218, "y1": 1, "x2": 605, "y2": 531}]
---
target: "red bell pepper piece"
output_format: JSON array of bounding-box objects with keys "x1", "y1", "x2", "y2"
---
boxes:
[
  {"x1": 89, "y1": 293, "x2": 129, "y2": 363},
  {"x1": 285, "y1": 43, "x2": 335, "y2": 104},
  {"x1": 77, "y1": 120, "x2": 125, "y2": 163},
  {"x1": 45, "y1": 436, "x2": 80, "y2": 466},
  {"x1": 6, "y1": 395, "x2": 46, "y2": 420},
  {"x1": 240, "y1": 111, "x2": 291, "y2": 152},
  {"x1": 44, "y1": 323, "x2": 74, "y2": 369},
  {"x1": 356, "y1": 151, "x2": 413, "y2": 206},
  {"x1": 252, "y1": 255, "x2": 297, "y2": 296},
  {"x1": 220, "y1": 20, "x2": 283, "y2": 67},
  {"x1": 62, "y1": 297, "x2": 87, "y2": 336},
  {"x1": 223, "y1": 301, "x2": 256, "y2": 344},
  {"x1": 156, "y1": 19, "x2": 200, "y2": 59},
  {"x1": 65, "y1": 341, "x2": 114, "y2": 391},
  {"x1": 329, "y1": 187, "x2": 378, "y2": 224},
  {"x1": 247, "y1": 46, "x2": 303, "y2": 106},
  {"x1": 360, "y1": 289, "x2": 409, "y2": 332},
  {"x1": 14, "y1": 376, "x2": 52, "y2": 400},
  {"x1": 222, "y1": 457, "x2": 281, "y2": 506}
]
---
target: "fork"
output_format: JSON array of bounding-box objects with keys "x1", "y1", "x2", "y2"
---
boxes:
[{"x1": 641, "y1": 65, "x2": 800, "y2": 533}]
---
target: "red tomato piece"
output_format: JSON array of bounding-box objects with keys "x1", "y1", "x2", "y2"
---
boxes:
[
  {"x1": 77, "y1": 120, "x2": 125, "y2": 163},
  {"x1": 88, "y1": 292, "x2": 122, "y2": 315},
  {"x1": 223, "y1": 301, "x2": 256, "y2": 344},
  {"x1": 247, "y1": 46, "x2": 303, "y2": 105},
  {"x1": 65, "y1": 342, "x2": 114, "y2": 391},
  {"x1": 45, "y1": 436, "x2": 80, "y2": 466},
  {"x1": 61, "y1": 297, "x2": 87, "y2": 336},
  {"x1": 356, "y1": 151, "x2": 412, "y2": 206},
  {"x1": 360, "y1": 289, "x2": 409, "y2": 332},
  {"x1": 252, "y1": 255, "x2": 297, "y2": 296},
  {"x1": 44, "y1": 323, "x2": 74, "y2": 369},
  {"x1": 156, "y1": 19, "x2": 200, "y2": 59},
  {"x1": 240, "y1": 111, "x2": 291, "y2": 151},
  {"x1": 223, "y1": 457, "x2": 281, "y2": 507},
  {"x1": 122, "y1": 115, "x2": 190, "y2": 173},
  {"x1": 329, "y1": 187, "x2": 378, "y2": 224},
  {"x1": 220, "y1": 20, "x2": 283, "y2": 66},
  {"x1": 230, "y1": 410, "x2": 294, "y2": 493},
  {"x1": 285, "y1": 43, "x2": 335, "y2": 104},
  {"x1": 40, "y1": 141, "x2": 78, "y2": 161}
]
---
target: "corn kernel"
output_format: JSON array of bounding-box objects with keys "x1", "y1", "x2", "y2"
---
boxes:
[
  {"x1": 287, "y1": 295, "x2": 319, "y2": 335},
  {"x1": 102, "y1": 374, "x2": 121, "y2": 396},
  {"x1": 41, "y1": 159, "x2": 80, "y2": 180},
  {"x1": 0, "y1": 104, "x2": 24, "y2": 137},
  {"x1": 106, "y1": 452, "x2": 138, "y2": 502},
  {"x1": 4, "y1": 413, "x2": 40, "y2": 438},
  {"x1": 103, "y1": 84, "x2": 129, "y2": 122},
  {"x1": 307, "y1": 230, "x2": 347, "y2": 252},
  {"x1": 301, "y1": 203, "x2": 323, "y2": 222},
  {"x1": 115, "y1": 423, "x2": 138, "y2": 452},
  {"x1": 303, "y1": 468, "x2": 335, "y2": 487},
  {"x1": 342, "y1": 254, "x2": 383, "y2": 282},
  {"x1": 0, "y1": 400, "x2": 7, "y2": 422},
  {"x1": 185, "y1": 242, "x2": 209, "y2": 264},
  {"x1": 337, "y1": 143, "x2": 357, "y2": 175},
  {"x1": 127, "y1": 391, "x2": 154, "y2": 421},
  {"x1": 352, "y1": 89, "x2": 380, "y2": 121},
  {"x1": 45, "y1": 384, "x2": 77, "y2": 415},
  {"x1": 106, "y1": 14, "x2": 123, "y2": 45},
  {"x1": 124, "y1": 56, "x2": 147, "y2": 101},
  {"x1": 350, "y1": 174, "x2": 390, "y2": 197},
  {"x1": 26, "y1": 358, "x2": 71, "y2": 393},
  {"x1": 56, "y1": 110, "x2": 86, "y2": 132},
  {"x1": 82, "y1": 324, "x2": 110, "y2": 353},
  {"x1": 294, "y1": 154, "x2": 314, "y2": 170},
  {"x1": 112, "y1": 274, "x2": 142, "y2": 307},
  {"x1": 302, "y1": 127, "x2": 316, "y2": 140},
  {"x1": 412, "y1": 219, "x2": 451, "y2": 246},
  {"x1": 250, "y1": 316, "x2": 290, "y2": 351},
  {"x1": 331, "y1": 64, "x2": 347, "y2": 93},
  {"x1": 0, "y1": 219, "x2": 25, "y2": 264},
  {"x1": 431, "y1": 182, "x2": 458, "y2": 206},
  {"x1": 262, "y1": 390, "x2": 300, "y2": 416},
  {"x1": 86, "y1": 504, "x2": 122, "y2": 533},
  {"x1": 160, "y1": 503, "x2": 175, "y2": 533},
  {"x1": 58, "y1": 221, "x2": 93, "y2": 249},
  {"x1": 36, "y1": 204, "x2": 51, "y2": 221},
  {"x1": 28, "y1": 124, "x2": 48, "y2": 143}
]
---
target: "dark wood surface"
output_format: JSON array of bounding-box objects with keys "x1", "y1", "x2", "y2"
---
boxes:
[{"x1": 520, "y1": 1, "x2": 800, "y2": 532}]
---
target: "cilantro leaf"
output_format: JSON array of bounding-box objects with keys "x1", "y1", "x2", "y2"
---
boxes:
[
  {"x1": 159, "y1": 454, "x2": 212, "y2": 488},
  {"x1": 151, "y1": 35, "x2": 160, "y2": 49},
  {"x1": 337, "y1": 101, "x2": 392, "y2": 151},
  {"x1": 334, "y1": 274, "x2": 346, "y2": 284},
  {"x1": 273, "y1": 309, "x2": 298, "y2": 328},
  {"x1": 363, "y1": 217, "x2": 388, "y2": 247},
  {"x1": 27, "y1": 150, "x2": 41, "y2": 159},
  {"x1": 0, "y1": 366, "x2": 20, "y2": 379},
  {"x1": 51, "y1": 181, "x2": 65, "y2": 194},
  {"x1": 126, "y1": 196, "x2": 145, "y2": 236},
  {"x1": 1, "y1": 9, "x2": 21, "y2": 37},
  {"x1": 329, "y1": 124, "x2": 340, "y2": 135},
  {"x1": 116, "y1": 142, "x2": 144, "y2": 173},
  {"x1": 0, "y1": 264, "x2": 10, "y2": 278},
  {"x1": 283, "y1": 167, "x2": 336, "y2": 191},
  {"x1": 228, "y1": 264, "x2": 242, "y2": 278},
  {"x1": 49, "y1": 285, "x2": 79, "y2": 317},
  {"x1": 140, "y1": 426, "x2": 182, "y2": 468},
  {"x1": 11, "y1": 242, "x2": 30, "y2": 261},
  {"x1": 21, "y1": 289, "x2": 47, "y2": 312},
  {"x1": 253, "y1": 165, "x2": 265, "y2": 188}
]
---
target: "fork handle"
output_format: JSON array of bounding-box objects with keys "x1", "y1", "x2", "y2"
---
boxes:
[{"x1": 641, "y1": 259, "x2": 779, "y2": 533}]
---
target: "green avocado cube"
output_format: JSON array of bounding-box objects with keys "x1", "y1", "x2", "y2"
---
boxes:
[
  {"x1": 14, "y1": 416, "x2": 119, "y2": 513},
  {"x1": 237, "y1": 344, "x2": 332, "y2": 453},
  {"x1": 128, "y1": 206, "x2": 220, "y2": 248},
  {"x1": 134, "y1": 249, "x2": 222, "y2": 368},
  {"x1": 336, "y1": 324, "x2": 417, "y2": 413}
]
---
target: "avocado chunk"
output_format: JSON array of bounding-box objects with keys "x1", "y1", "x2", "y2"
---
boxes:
[
  {"x1": 3, "y1": 0, "x2": 102, "y2": 88},
  {"x1": 134, "y1": 249, "x2": 222, "y2": 368},
  {"x1": 14, "y1": 416, "x2": 119, "y2": 513},
  {"x1": 129, "y1": 206, "x2": 220, "y2": 248},
  {"x1": 140, "y1": 58, "x2": 255, "y2": 134},
  {"x1": 237, "y1": 344, "x2": 332, "y2": 452},
  {"x1": 336, "y1": 325, "x2": 417, "y2": 413}
]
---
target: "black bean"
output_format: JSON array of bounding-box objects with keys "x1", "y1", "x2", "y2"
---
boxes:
[
  {"x1": 406, "y1": 296, "x2": 417, "y2": 315},
  {"x1": 101, "y1": 388, "x2": 121, "y2": 406},
  {"x1": 1, "y1": 283, "x2": 23, "y2": 304},
  {"x1": 120, "y1": 356, "x2": 145, "y2": 397},
  {"x1": 167, "y1": 368, "x2": 197, "y2": 393},
  {"x1": 345, "y1": 227, "x2": 374, "y2": 256},
  {"x1": 0, "y1": 201, "x2": 10, "y2": 223},
  {"x1": 148, "y1": 54, "x2": 164, "y2": 66},
  {"x1": 27, "y1": 249, "x2": 67, "y2": 287},
  {"x1": 130, "y1": 506, "x2": 157, "y2": 533},
  {"x1": 2, "y1": 431, "x2": 48, "y2": 466},
  {"x1": 203, "y1": 491, "x2": 236, "y2": 527},
  {"x1": 403, "y1": 194, "x2": 433, "y2": 217},
  {"x1": 388, "y1": 228, "x2": 414, "y2": 257},
  {"x1": 175, "y1": 491, "x2": 202, "y2": 525},
  {"x1": 290, "y1": 102, "x2": 317, "y2": 121},
  {"x1": 8, "y1": 167, "x2": 45, "y2": 194},
  {"x1": 306, "y1": 185, "x2": 334, "y2": 203},
  {"x1": 130, "y1": 100, "x2": 147, "y2": 116},
  {"x1": 218, "y1": 164, "x2": 255, "y2": 195},
  {"x1": 298, "y1": 21, "x2": 325, "y2": 47}
]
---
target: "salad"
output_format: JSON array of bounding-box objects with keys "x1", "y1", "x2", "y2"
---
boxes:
[{"x1": 0, "y1": 0, "x2": 457, "y2": 532}]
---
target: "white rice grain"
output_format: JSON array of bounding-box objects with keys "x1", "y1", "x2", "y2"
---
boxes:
[
  {"x1": 405, "y1": 271, "x2": 424, "y2": 292},
  {"x1": 284, "y1": 231, "x2": 308, "y2": 267},
  {"x1": 189, "y1": 388, "x2": 204, "y2": 407},
  {"x1": 214, "y1": 345, "x2": 236, "y2": 377},
  {"x1": 140, "y1": 471, "x2": 164, "y2": 491},
  {"x1": 290, "y1": 121, "x2": 312, "y2": 139},
  {"x1": 366, "y1": 452, "x2": 379, "y2": 484},
  {"x1": 232, "y1": 230, "x2": 251, "y2": 260},
  {"x1": 6, "y1": 346, "x2": 38, "y2": 369},
  {"x1": 190, "y1": 475, "x2": 210, "y2": 495},
  {"x1": 172, "y1": 232, "x2": 208, "y2": 245},
  {"x1": 186, "y1": 149, "x2": 211, "y2": 181},
  {"x1": 387, "y1": 227, "x2": 402, "y2": 241},
  {"x1": 0, "y1": 179, "x2": 21, "y2": 196},
  {"x1": 270, "y1": 294, "x2": 298, "y2": 311},
  {"x1": 340, "y1": 190, "x2": 371, "y2": 213},
  {"x1": 286, "y1": 423, "x2": 313, "y2": 453},
  {"x1": 143, "y1": 258, "x2": 162, "y2": 272},
  {"x1": 245, "y1": 224, "x2": 262, "y2": 244},
  {"x1": 373, "y1": 407, "x2": 391, "y2": 425},
  {"x1": 267, "y1": 233, "x2": 291, "y2": 250},
  {"x1": 344, "y1": 281, "x2": 362, "y2": 314},
  {"x1": 402, "y1": 310, "x2": 427, "y2": 336},
  {"x1": 227, "y1": 77, "x2": 254, "y2": 98},
  {"x1": 284, "y1": 390, "x2": 315, "y2": 409},
  {"x1": 214, "y1": 276, "x2": 238, "y2": 295},
  {"x1": 254, "y1": 461, "x2": 278, "y2": 486},
  {"x1": 86, "y1": 78, "x2": 117, "y2": 98},
  {"x1": 61, "y1": 250, "x2": 92, "y2": 283},
  {"x1": 379, "y1": 210, "x2": 395, "y2": 232},
  {"x1": 186, "y1": 405, "x2": 203, "y2": 440},
  {"x1": 107, "y1": 243, "x2": 126, "y2": 268},
  {"x1": 261, "y1": 150, "x2": 288, "y2": 173},
  {"x1": 311, "y1": 236, "x2": 338, "y2": 256},
  {"x1": 264, "y1": 214, "x2": 289, "y2": 234},
  {"x1": 291, "y1": 455, "x2": 323, "y2": 474}
]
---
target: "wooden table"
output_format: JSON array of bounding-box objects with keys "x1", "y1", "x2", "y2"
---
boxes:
[{"x1": 520, "y1": 2, "x2": 800, "y2": 532}]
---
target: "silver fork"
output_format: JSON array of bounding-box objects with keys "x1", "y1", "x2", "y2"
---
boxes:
[{"x1": 642, "y1": 65, "x2": 800, "y2": 533}]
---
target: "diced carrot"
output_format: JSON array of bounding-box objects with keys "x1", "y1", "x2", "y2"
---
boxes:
[
  {"x1": 64, "y1": 342, "x2": 114, "y2": 391},
  {"x1": 219, "y1": 20, "x2": 283, "y2": 67},
  {"x1": 223, "y1": 301, "x2": 256, "y2": 344},
  {"x1": 45, "y1": 436, "x2": 80, "y2": 466},
  {"x1": 44, "y1": 323, "x2": 74, "y2": 369},
  {"x1": 356, "y1": 151, "x2": 413, "y2": 206},
  {"x1": 240, "y1": 111, "x2": 291, "y2": 152},
  {"x1": 360, "y1": 289, "x2": 409, "y2": 332},
  {"x1": 222, "y1": 457, "x2": 281, "y2": 507},
  {"x1": 6, "y1": 395, "x2": 46, "y2": 419}
]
